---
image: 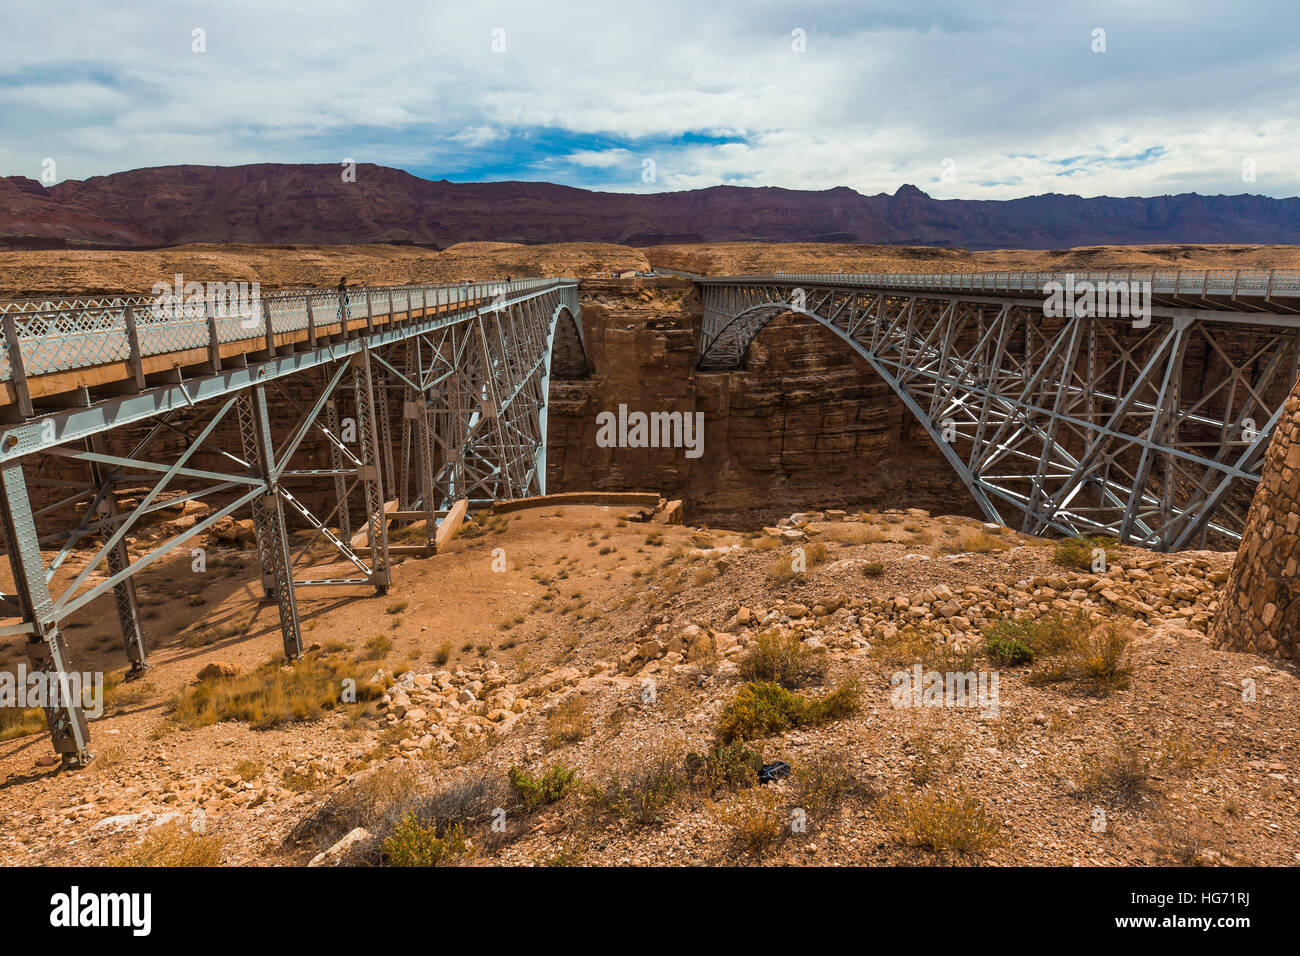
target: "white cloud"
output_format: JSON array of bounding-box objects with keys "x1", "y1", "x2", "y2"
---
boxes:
[{"x1": 0, "y1": 0, "x2": 1295, "y2": 197}]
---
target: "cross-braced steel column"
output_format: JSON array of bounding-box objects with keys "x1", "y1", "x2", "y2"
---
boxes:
[
  {"x1": 0, "y1": 463, "x2": 90, "y2": 766},
  {"x1": 237, "y1": 385, "x2": 302, "y2": 658},
  {"x1": 86, "y1": 434, "x2": 147, "y2": 677},
  {"x1": 352, "y1": 347, "x2": 390, "y2": 591}
]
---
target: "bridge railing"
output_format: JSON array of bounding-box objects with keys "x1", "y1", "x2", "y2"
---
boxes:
[
  {"x1": 0, "y1": 277, "x2": 571, "y2": 385},
  {"x1": 698, "y1": 269, "x2": 1300, "y2": 300}
]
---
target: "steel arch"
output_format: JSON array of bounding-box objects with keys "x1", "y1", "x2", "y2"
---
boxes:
[{"x1": 696, "y1": 276, "x2": 1299, "y2": 554}]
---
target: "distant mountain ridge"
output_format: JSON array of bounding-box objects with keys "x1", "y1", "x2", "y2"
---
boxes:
[{"x1": 2, "y1": 163, "x2": 1297, "y2": 249}]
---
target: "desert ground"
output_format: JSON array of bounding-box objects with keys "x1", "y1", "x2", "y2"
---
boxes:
[{"x1": 0, "y1": 500, "x2": 1296, "y2": 867}]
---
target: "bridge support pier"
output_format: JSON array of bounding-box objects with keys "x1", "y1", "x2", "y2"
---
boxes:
[
  {"x1": 237, "y1": 386, "x2": 302, "y2": 659},
  {"x1": 352, "y1": 348, "x2": 390, "y2": 592}
]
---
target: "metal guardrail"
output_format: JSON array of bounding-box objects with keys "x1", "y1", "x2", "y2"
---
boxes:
[
  {"x1": 0, "y1": 277, "x2": 566, "y2": 385},
  {"x1": 696, "y1": 269, "x2": 1300, "y2": 301}
]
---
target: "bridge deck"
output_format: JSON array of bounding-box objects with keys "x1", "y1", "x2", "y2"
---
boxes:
[
  {"x1": 696, "y1": 269, "x2": 1300, "y2": 314},
  {"x1": 0, "y1": 279, "x2": 566, "y2": 413}
]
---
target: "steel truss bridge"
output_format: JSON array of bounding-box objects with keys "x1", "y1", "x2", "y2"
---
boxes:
[
  {"x1": 0, "y1": 278, "x2": 585, "y2": 765},
  {"x1": 698, "y1": 270, "x2": 1300, "y2": 554}
]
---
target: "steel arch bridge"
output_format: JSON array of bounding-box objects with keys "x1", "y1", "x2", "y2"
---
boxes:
[
  {"x1": 698, "y1": 270, "x2": 1300, "y2": 555},
  {"x1": 0, "y1": 278, "x2": 586, "y2": 765}
]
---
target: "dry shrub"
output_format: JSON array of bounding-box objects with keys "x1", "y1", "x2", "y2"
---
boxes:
[
  {"x1": 288, "y1": 764, "x2": 422, "y2": 852},
  {"x1": 880, "y1": 791, "x2": 1000, "y2": 855},
  {"x1": 1053, "y1": 535, "x2": 1119, "y2": 571},
  {"x1": 719, "y1": 787, "x2": 785, "y2": 854},
  {"x1": 546, "y1": 694, "x2": 592, "y2": 747},
  {"x1": 1073, "y1": 748, "x2": 1152, "y2": 805},
  {"x1": 793, "y1": 751, "x2": 867, "y2": 821},
  {"x1": 738, "y1": 630, "x2": 824, "y2": 689}
]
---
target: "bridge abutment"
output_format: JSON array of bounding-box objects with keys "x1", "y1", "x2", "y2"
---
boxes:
[{"x1": 1213, "y1": 379, "x2": 1300, "y2": 661}]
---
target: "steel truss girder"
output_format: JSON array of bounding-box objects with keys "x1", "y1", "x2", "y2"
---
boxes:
[
  {"x1": 696, "y1": 280, "x2": 1299, "y2": 551},
  {"x1": 0, "y1": 280, "x2": 585, "y2": 763}
]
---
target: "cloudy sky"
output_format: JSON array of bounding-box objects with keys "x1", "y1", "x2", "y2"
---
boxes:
[{"x1": 1, "y1": 0, "x2": 1297, "y2": 198}]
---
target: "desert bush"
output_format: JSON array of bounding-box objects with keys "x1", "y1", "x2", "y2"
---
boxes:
[
  {"x1": 508, "y1": 764, "x2": 577, "y2": 811},
  {"x1": 233, "y1": 758, "x2": 265, "y2": 781},
  {"x1": 953, "y1": 532, "x2": 1011, "y2": 554},
  {"x1": 982, "y1": 622, "x2": 1036, "y2": 666},
  {"x1": 793, "y1": 752, "x2": 862, "y2": 820},
  {"x1": 1078, "y1": 622, "x2": 1134, "y2": 692},
  {"x1": 715, "y1": 679, "x2": 861, "y2": 743},
  {"x1": 1074, "y1": 748, "x2": 1151, "y2": 804},
  {"x1": 861, "y1": 560, "x2": 886, "y2": 577},
  {"x1": 738, "y1": 630, "x2": 823, "y2": 689},
  {"x1": 382, "y1": 812, "x2": 471, "y2": 867},
  {"x1": 880, "y1": 791, "x2": 1000, "y2": 855},
  {"x1": 585, "y1": 751, "x2": 685, "y2": 825},
  {"x1": 546, "y1": 695, "x2": 592, "y2": 747},
  {"x1": 719, "y1": 787, "x2": 785, "y2": 854},
  {"x1": 288, "y1": 764, "x2": 421, "y2": 850}
]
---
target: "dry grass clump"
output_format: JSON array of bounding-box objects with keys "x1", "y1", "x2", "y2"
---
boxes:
[
  {"x1": 583, "y1": 742, "x2": 762, "y2": 827},
  {"x1": 879, "y1": 791, "x2": 1001, "y2": 855},
  {"x1": 766, "y1": 542, "x2": 829, "y2": 581},
  {"x1": 942, "y1": 531, "x2": 1011, "y2": 554},
  {"x1": 824, "y1": 523, "x2": 888, "y2": 545},
  {"x1": 1052, "y1": 534, "x2": 1119, "y2": 570},
  {"x1": 792, "y1": 751, "x2": 868, "y2": 821},
  {"x1": 108, "y1": 821, "x2": 224, "y2": 866},
  {"x1": 584, "y1": 749, "x2": 686, "y2": 825},
  {"x1": 1027, "y1": 618, "x2": 1135, "y2": 693},
  {"x1": 738, "y1": 630, "x2": 825, "y2": 689},
  {"x1": 861, "y1": 560, "x2": 886, "y2": 577},
  {"x1": 167, "y1": 649, "x2": 385, "y2": 729},
  {"x1": 545, "y1": 694, "x2": 592, "y2": 747},
  {"x1": 1073, "y1": 748, "x2": 1153, "y2": 805},
  {"x1": 0, "y1": 706, "x2": 47, "y2": 741},
  {"x1": 874, "y1": 623, "x2": 976, "y2": 672}
]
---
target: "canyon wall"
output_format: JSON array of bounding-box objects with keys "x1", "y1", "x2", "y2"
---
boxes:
[
  {"x1": 1212, "y1": 378, "x2": 1300, "y2": 661},
  {"x1": 545, "y1": 280, "x2": 977, "y2": 527}
]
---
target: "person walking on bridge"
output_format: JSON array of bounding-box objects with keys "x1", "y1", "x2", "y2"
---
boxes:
[{"x1": 337, "y1": 276, "x2": 349, "y2": 326}]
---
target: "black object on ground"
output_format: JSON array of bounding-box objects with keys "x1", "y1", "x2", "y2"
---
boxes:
[{"x1": 758, "y1": 761, "x2": 791, "y2": 784}]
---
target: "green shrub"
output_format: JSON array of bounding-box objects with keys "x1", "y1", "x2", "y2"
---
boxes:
[
  {"x1": 508, "y1": 764, "x2": 577, "y2": 810},
  {"x1": 382, "y1": 811, "x2": 470, "y2": 866},
  {"x1": 716, "y1": 679, "x2": 861, "y2": 743},
  {"x1": 716, "y1": 682, "x2": 809, "y2": 743}
]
